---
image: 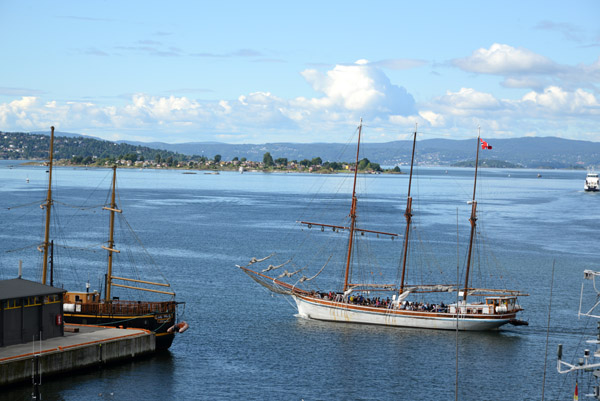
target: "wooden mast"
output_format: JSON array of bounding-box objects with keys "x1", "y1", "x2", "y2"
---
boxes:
[
  {"x1": 41, "y1": 126, "x2": 55, "y2": 285},
  {"x1": 399, "y1": 123, "x2": 417, "y2": 294},
  {"x1": 463, "y1": 127, "x2": 481, "y2": 301},
  {"x1": 102, "y1": 165, "x2": 122, "y2": 301},
  {"x1": 343, "y1": 119, "x2": 362, "y2": 292}
]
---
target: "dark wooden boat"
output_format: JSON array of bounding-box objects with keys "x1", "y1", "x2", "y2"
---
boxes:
[{"x1": 40, "y1": 127, "x2": 183, "y2": 350}]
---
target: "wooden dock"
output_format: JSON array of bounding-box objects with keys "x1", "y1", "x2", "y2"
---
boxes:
[{"x1": 0, "y1": 324, "x2": 155, "y2": 387}]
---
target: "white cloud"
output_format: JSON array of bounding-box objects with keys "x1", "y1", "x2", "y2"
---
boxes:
[
  {"x1": 453, "y1": 43, "x2": 558, "y2": 75},
  {"x1": 521, "y1": 86, "x2": 600, "y2": 115},
  {"x1": 418, "y1": 111, "x2": 445, "y2": 127},
  {"x1": 452, "y1": 44, "x2": 600, "y2": 93},
  {"x1": 298, "y1": 61, "x2": 416, "y2": 122},
  {"x1": 435, "y1": 88, "x2": 501, "y2": 113},
  {"x1": 1, "y1": 60, "x2": 599, "y2": 142}
]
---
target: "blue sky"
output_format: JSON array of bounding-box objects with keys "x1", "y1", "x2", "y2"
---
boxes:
[{"x1": 0, "y1": 1, "x2": 598, "y2": 143}]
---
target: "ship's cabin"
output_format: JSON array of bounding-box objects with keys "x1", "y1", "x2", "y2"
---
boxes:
[
  {"x1": 485, "y1": 296, "x2": 518, "y2": 313},
  {"x1": 64, "y1": 291, "x2": 100, "y2": 304}
]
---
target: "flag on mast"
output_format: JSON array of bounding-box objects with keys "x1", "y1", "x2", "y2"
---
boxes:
[
  {"x1": 480, "y1": 139, "x2": 492, "y2": 150},
  {"x1": 574, "y1": 380, "x2": 578, "y2": 401}
]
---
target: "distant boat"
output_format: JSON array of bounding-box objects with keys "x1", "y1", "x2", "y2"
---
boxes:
[
  {"x1": 584, "y1": 170, "x2": 599, "y2": 192},
  {"x1": 537, "y1": 173, "x2": 542, "y2": 178},
  {"x1": 182, "y1": 172, "x2": 197, "y2": 175},
  {"x1": 26, "y1": 177, "x2": 29, "y2": 183},
  {"x1": 239, "y1": 121, "x2": 527, "y2": 331},
  {"x1": 239, "y1": 167, "x2": 244, "y2": 174},
  {"x1": 204, "y1": 172, "x2": 220, "y2": 175}
]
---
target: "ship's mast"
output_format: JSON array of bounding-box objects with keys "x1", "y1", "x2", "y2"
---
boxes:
[
  {"x1": 399, "y1": 124, "x2": 417, "y2": 294},
  {"x1": 102, "y1": 165, "x2": 122, "y2": 301},
  {"x1": 463, "y1": 127, "x2": 481, "y2": 301},
  {"x1": 343, "y1": 119, "x2": 362, "y2": 292},
  {"x1": 41, "y1": 126, "x2": 55, "y2": 285}
]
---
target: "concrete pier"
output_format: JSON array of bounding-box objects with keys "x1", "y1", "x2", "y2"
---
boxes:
[{"x1": 0, "y1": 324, "x2": 155, "y2": 386}]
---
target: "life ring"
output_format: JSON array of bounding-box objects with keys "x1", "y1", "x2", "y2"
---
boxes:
[{"x1": 167, "y1": 321, "x2": 189, "y2": 333}]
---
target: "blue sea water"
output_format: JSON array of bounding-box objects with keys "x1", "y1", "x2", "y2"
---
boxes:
[{"x1": 0, "y1": 160, "x2": 598, "y2": 400}]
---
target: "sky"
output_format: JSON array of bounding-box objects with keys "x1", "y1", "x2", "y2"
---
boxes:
[{"x1": 0, "y1": 1, "x2": 599, "y2": 144}]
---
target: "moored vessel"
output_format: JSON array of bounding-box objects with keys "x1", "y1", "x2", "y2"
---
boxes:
[{"x1": 38, "y1": 127, "x2": 183, "y2": 350}]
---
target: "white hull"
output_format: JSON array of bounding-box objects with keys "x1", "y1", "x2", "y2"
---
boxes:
[
  {"x1": 585, "y1": 172, "x2": 599, "y2": 191},
  {"x1": 293, "y1": 295, "x2": 515, "y2": 331}
]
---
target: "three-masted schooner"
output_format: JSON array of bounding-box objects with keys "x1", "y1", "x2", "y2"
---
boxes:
[
  {"x1": 239, "y1": 120, "x2": 527, "y2": 331},
  {"x1": 39, "y1": 127, "x2": 182, "y2": 349}
]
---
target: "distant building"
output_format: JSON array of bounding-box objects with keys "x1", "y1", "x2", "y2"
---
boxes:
[{"x1": 0, "y1": 278, "x2": 66, "y2": 347}]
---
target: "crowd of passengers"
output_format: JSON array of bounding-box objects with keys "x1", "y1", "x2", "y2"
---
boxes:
[{"x1": 311, "y1": 291, "x2": 449, "y2": 313}]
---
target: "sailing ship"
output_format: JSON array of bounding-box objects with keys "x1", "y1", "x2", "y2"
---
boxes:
[
  {"x1": 39, "y1": 127, "x2": 182, "y2": 349},
  {"x1": 239, "y1": 120, "x2": 527, "y2": 331}
]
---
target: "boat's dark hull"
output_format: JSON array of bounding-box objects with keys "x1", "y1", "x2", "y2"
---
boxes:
[{"x1": 63, "y1": 301, "x2": 178, "y2": 350}]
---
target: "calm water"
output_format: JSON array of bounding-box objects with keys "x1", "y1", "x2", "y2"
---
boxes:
[{"x1": 0, "y1": 160, "x2": 598, "y2": 400}]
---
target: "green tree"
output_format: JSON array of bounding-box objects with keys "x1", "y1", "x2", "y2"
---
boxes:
[
  {"x1": 300, "y1": 159, "x2": 311, "y2": 167},
  {"x1": 311, "y1": 157, "x2": 322, "y2": 166},
  {"x1": 263, "y1": 152, "x2": 274, "y2": 167},
  {"x1": 357, "y1": 158, "x2": 370, "y2": 170},
  {"x1": 155, "y1": 154, "x2": 162, "y2": 164},
  {"x1": 275, "y1": 157, "x2": 288, "y2": 166},
  {"x1": 232, "y1": 156, "x2": 239, "y2": 162},
  {"x1": 392, "y1": 166, "x2": 401, "y2": 173},
  {"x1": 214, "y1": 154, "x2": 222, "y2": 163},
  {"x1": 241, "y1": 157, "x2": 247, "y2": 162}
]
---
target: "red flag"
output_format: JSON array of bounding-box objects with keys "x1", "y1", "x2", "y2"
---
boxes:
[
  {"x1": 574, "y1": 380, "x2": 578, "y2": 401},
  {"x1": 480, "y1": 138, "x2": 492, "y2": 150}
]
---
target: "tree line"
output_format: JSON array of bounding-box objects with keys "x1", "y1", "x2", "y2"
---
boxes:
[{"x1": 0, "y1": 132, "x2": 389, "y2": 171}]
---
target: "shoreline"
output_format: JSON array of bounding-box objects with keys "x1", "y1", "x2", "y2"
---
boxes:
[{"x1": 2, "y1": 159, "x2": 589, "y2": 172}]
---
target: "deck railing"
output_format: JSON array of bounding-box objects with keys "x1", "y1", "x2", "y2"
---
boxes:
[{"x1": 76, "y1": 300, "x2": 176, "y2": 316}]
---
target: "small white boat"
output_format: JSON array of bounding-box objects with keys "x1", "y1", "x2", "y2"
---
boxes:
[{"x1": 584, "y1": 170, "x2": 599, "y2": 192}]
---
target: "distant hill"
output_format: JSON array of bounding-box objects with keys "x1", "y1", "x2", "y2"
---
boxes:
[
  {"x1": 0, "y1": 131, "x2": 194, "y2": 163},
  {"x1": 2, "y1": 130, "x2": 600, "y2": 168},
  {"x1": 117, "y1": 136, "x2": 600, "y2": 168},
  {"x1": 31, "y1": 130, "x2": 103, "y2": 141}
]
